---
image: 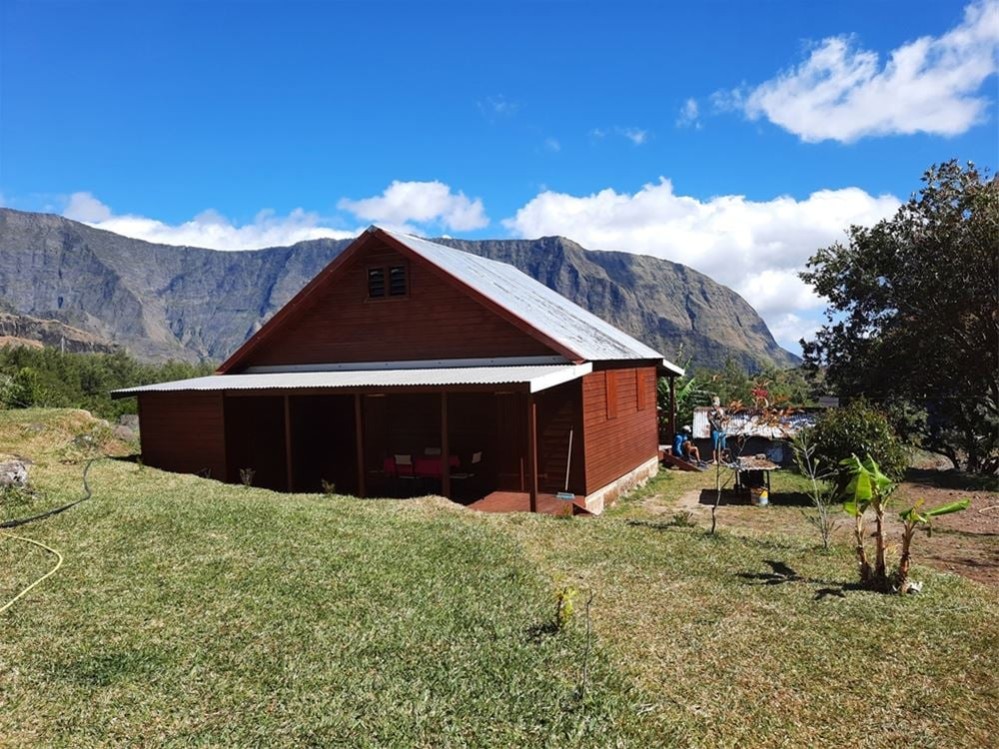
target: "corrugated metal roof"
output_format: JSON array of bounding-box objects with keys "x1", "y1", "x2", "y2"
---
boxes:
[
  {"x1": 379, "y1": 228, "x2": 683, "y2": 374},
  {"x1": 112, "y1": 363, "x2": 593, "y2": 398},
  {"x1": 692, "y1": 408, "x2": 817, "y2": 440}
]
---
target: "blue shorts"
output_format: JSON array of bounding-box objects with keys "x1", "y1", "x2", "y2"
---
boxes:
[{"x1": 712, "y1": 430, "x2": 727, "y2": 451}]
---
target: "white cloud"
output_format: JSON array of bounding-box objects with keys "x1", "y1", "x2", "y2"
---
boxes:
[
  {"x1": 617, "y1": 126, "x2": 649, "y2": 145},
  {"x1": 58, "y1": 180, "x2": 489, "y2": 250},
  {"x1": 62, "y1": 192, "x2": 354, "y2": 250},
  {"x1": 766, "y1": 313, "x2": 824, "y2": 350},
  {"x1": 338, "y1": 180, "x2": 489, "y2": 232},
  {"x1": 503, "y1": 178, "x2": 900, "y2": 351},
  {"x1": 676, "y1": 98, "x2": 702, "y2": 129},
  {"x1": 544, "y1": 137, "x2": 562, "y2": 152},
  {"x1": 730, "y1": 0, "x2": 999, "y2": 142},
  {"x1": 64, "y1": 191, "x2": 112, "y2": 222}
]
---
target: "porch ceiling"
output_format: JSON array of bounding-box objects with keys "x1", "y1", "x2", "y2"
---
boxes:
[{"x1": 112, "y1": 363, "x2": 593, "y2": 398}]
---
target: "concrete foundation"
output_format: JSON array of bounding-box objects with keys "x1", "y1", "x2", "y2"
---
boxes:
[{"x1": 582, "y1": 455, "x2": 660, "y2": 514}]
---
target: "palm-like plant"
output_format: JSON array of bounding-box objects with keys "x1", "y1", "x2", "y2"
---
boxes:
[
  {"x1": 841, "y1": 455, "x2": 895, "y2": 588},
  {"x1": 897, "y1": 499, "x2": 969, "y2": 593},
  {"x1": 840, "y1": 454, "x2": 969, "y2": 593}
]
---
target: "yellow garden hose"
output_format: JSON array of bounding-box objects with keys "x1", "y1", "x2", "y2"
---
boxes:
[
  {"x1": 0, "y1": 457, "x2": 102, "y2": 615},
  {"x1": 0, "y1": 532, "x2": 64, "y2": 615}
]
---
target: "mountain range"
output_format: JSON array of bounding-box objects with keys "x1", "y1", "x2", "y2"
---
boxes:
[{"x1": 0, "y1": 208, "x2": 798, "y2": 371}]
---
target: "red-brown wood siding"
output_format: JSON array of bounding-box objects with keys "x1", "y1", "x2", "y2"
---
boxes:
[
  {"x1": 581, "y1": 366, "x2": 658, "y2": 493},
  {"x1": 535, "y1": 380, "x2": 585, "y2": 495},
  {"x1": 605, "y1": 371, "x2": 619, "y2": 420},
  {"x1": 223, "y1": 396, "x2": 288, "y2": 490},
  {"x1": 238, "y1": 241, "x2": 556, "y2": 368},
  {"x1": 138, "y1": 393, "x2": 226, "y2": 480}
]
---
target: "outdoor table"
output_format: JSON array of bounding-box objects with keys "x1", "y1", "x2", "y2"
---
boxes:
[{"x1": 734, "y1": 455, "x2": 779, "y2": 495}]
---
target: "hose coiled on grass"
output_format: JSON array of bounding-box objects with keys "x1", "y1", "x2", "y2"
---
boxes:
[
  {"x1": 0, "y1": 457, "x2": 100, "y2": 529},
  {"x1": 0, "y1": 458, "x2": 102, "y2": 615}
]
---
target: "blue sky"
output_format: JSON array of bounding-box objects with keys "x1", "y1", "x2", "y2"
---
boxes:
[{"x1": 2, "y1": 0, "x2": 997, "y2": 352}]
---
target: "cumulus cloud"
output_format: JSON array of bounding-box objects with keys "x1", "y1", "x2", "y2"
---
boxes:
[
  {"x1": 766, "y1": 313, "x2": 824, "y2": 350},
  {"x1": 58, "y1": 180, "x2": 489, "y2": 250},
  {"x1": 62, "y1": 192, "x2": 354, "y2": 250},
  {"x1": 728, "y1": 0, "x2": 999, "y2": 142},
  {"x1": 676, "y1": 98, "x2": 702, "y2": 129},
  {"x1": 338, "y1": 180, "x2": 489, "y2": 232},
  {"x1": 64, "y1": 191, "x2": 113, "y2": 222},
  {"x1": 503, "y1": 178, "x2": 900, "y2": 349}
]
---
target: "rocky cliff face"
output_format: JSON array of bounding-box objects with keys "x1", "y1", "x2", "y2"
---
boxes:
[
  {"x1": 0, "y1": 208, "x2": 798, "y2": 370},
  {"x1": 0, "y1": 311, "x2": 116, "y2": 353}
]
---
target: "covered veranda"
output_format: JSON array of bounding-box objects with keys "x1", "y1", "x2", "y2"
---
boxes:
[{"x1": 115, "y1": 362, "x2": 592, "y2": 512}]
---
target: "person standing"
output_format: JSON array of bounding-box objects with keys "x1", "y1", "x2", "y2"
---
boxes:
[{"x1": 709, "y1": 397, "x2": 727, "y2": 464}]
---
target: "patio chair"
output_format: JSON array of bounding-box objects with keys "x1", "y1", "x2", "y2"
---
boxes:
[
  {"x1": 394, "y1": 454, "x2": 414, "y2": 478},
  {"x1": 452, "y1": 451, "x2": 482, "y2": 480}
]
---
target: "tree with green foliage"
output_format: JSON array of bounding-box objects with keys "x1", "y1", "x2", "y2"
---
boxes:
[
  {"x1": 801, "y1": 161, "x2": 998, "y2": 473},
  {"x1": 0, "y1": 347, "x2": 215, "y2": 420},
  {"x1": 809, "y1": 399, "x2": 909, "y2": 485},
  {"x1": 695, "y1": 358, "x2": 815, "y2": 410}
]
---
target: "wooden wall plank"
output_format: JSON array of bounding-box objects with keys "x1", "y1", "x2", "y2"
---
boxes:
[
  {"x1": 581, "y1": 366, "x2": 658, "y2": 494},
  {"x1": 138, "y1": 393, "x2": 226, "y2": 480},
  {"x1": 238, "y1": 241, "x2": 556, "y2": 368}
]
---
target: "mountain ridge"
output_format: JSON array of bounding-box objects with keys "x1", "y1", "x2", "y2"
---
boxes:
[{"x1": 0, "y1": 208, "x2": 798, "y2": 371}]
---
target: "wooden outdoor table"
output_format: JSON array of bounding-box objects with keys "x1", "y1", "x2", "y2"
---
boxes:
[{"x1": 734, "y1": 456, "x2": 779, "y2": 495}]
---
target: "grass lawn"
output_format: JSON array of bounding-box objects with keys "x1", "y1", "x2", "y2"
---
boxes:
[{"x1": 2, "y1": 409, "x2": 998, "y2": 747}]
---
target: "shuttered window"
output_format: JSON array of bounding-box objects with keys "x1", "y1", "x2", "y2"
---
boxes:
[
  {"x1": 368, "y1": 265, "x2": 408, "y2": 299},
  {"x1": 389, "y1": 265, "x2": 408, "y2": 296},
  {"x1": 367, "y1": 267, "x2": 386, "y2": 298},
  {"x1": 606, "y1": 371, "x2": 618, "y2": 420}
]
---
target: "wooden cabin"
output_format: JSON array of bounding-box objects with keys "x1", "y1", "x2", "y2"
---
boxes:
[{"x1": 113, "y1": 227, "x2": 684, "y2": 514}]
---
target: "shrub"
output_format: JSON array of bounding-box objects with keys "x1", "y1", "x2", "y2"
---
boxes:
[
  {"x1": 810, "y1": 399, "x2": 909, "y2": 484},
  {"x1": 0, "y1": 368, "x2": 41, "y2": 408}
]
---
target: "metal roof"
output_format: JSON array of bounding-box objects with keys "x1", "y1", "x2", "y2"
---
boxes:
[
  {"x1": 378, "y1": 228, "x2": 684, "y2": 375},
  {"x1": 692, "y1": 408, "x2": 818, "y2": 440},
  {"x1": 112, "y1": 363, "x2": 593, "y2": 398}
]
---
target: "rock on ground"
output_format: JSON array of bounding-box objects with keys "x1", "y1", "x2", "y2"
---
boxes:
[{"x1": 0, "y1": 459, "x2": 30, "y2": 488}]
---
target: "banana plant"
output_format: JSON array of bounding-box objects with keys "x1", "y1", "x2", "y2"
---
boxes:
[
  {"x1": 896, "y1": 499, "x2": 970, "y2": 592},
  {"x1": 840, "y1": 455, "x2": 897, "y2": 589}
]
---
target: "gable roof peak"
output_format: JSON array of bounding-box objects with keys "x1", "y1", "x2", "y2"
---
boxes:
[{"x1": 374, "y1": 227, "x2": 679, "y2": 370}]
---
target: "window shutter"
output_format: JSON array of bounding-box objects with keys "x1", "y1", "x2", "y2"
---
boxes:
[
  {"x1": 367, "y1": 267, "x2": 386, "y2": 298},
  {"x1": 606, "y1": 372, "x2": 618, "y2": 419},
  {"x1": 388, "y1": 265, "x2": 407, "y2": 296}
]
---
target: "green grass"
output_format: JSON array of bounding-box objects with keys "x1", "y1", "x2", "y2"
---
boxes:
[{"x1": 2, "y1": 409, "x2": 998, "y2": 747}]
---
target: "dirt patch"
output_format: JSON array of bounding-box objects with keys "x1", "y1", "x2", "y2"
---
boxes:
[
  {"x1": 892, "y1": 481, "x2": 999, "y2": 588},
  {"x1": 673, "y1": 480, "x2": 999, "y2": 588}
]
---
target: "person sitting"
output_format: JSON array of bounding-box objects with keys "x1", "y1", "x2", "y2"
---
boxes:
[{"x1": 673, "y1": 426, "x2": 703, "y2": 466}]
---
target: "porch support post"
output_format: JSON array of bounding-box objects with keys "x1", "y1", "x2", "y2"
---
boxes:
[
  {"x1": 284, "y1": 394, "x2": 294, "y2": 491},
  {"x1": 669, "y1": 375, "x2": 677, "y2": 441},
  {"x1": 441, "y1": 391, "x2": 451, "y2": 499},
  {"x1": 354, "y1": 393, "x2": 366, "y2": 498},
  {"x1": 527, "y1": 392, "x2": 538, "y2": 513}
]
